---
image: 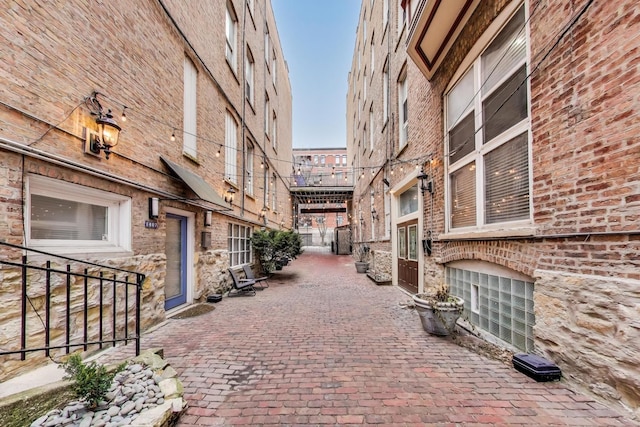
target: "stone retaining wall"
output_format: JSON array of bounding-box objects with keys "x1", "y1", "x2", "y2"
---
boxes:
[{"x1": 534, "y1": 270, "x2": 640, "y2": 416}]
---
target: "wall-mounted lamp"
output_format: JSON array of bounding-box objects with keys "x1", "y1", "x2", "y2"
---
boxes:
[
  {"x1": 149, "y1": 197, "x2": 159, "y2": 219},
  {"x1": 259, "y1": 206, "x2": 268, "y2": 219},
  {"x1": 86, "y1": 93, "x2": 121, "y2": 159},
  {"x1": 204, "y1": 210, "x2": 212, "y2": 227},
  {"x1": 417, "y1": 169, "x2": 434, "y2": 195},
  {"x1": 224, "y1": 187, "x2": 236, "y2": 204}
]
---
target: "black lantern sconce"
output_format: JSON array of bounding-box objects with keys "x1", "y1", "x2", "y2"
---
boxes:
[
  {"x1": 149, "y1": 197, "x2": 159, "y2": 219},
  {"x1": 417, "y1": 169, "x2": 434, "y2": 195},
  {"x1": 224, "y1": 187, "x2": 236, "y2": 204},
  {"x1": 204, "y1": 210, "x2": 212, "y2": 227},
  {"x1": 86, "y1": 92, "x2": 121, "y2": 159}
]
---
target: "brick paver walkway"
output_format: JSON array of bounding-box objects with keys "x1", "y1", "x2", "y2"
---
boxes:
[{"x1": 101, "y1": 251, "x2": 637, "y2": 426}]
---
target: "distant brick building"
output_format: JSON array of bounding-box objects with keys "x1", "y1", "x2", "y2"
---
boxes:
[
  {"x1": 0, "y1": 0, "x2": 292, "y2": 380},
  {"x1": 348, "y1": 0, "x2": 640, "y2": 414}
]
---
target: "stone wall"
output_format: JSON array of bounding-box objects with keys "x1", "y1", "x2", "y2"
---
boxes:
[
  {"x1": 195, "y1": 249, "x2": 231, "y2": 300},
  {"x1": 534, "y1": 270, "x2": 640, "y2": 416},
  {"x1": 0, "y1": 253, "x2": 167, "y2": 382}
]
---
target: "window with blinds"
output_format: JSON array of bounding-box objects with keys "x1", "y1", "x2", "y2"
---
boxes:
[
  {"x1": 225, "y1": 112, "x2": 238, "y2": 183},
  {"x1": 445, "y1": 5, "x2": 530, "y2": 231},
  {"x1": 225, "y1": 4, "x2": 237, "y2": 70},
  {"x1": 28, "y1": 175, "x2": 131, "y2": 253}
]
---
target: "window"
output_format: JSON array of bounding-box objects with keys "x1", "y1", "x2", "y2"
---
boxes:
[
  {"x1": 272, "y1": 51, "x2": 277, "y2": 86},
  {"x1": 27, "y1": 175, "x2": 131, "y2": 253},
  {"x1": 342, "y1": 154, "x2": 347, "y2": 165},
  {"x1": 271, "y1": 173, "x2": 277, "y2": 210},
  {"x1": 399, "y1": 185, "x2": 418, "y2": 216},
  {"x1": 183, "y1": 57, "x2": 197, "y2": 158},
  {"x1": 383, "y1": 0, "x2": 389, "y2": 28},
  {"x1": 369, "y1": 106, "x2": 374, "y2": 151},
  {"x1": 363, "y1": 69, "x2": 367, "y2": 100},
  {"x1": 247, "y1": 142, "x2": 254, "y2": 195},
  {"x1": 247, "y1": 0, "x2": 254, "y2": 17},
  {"x1": 265, "y1": 165, "x2": 270, "y2": 207},
  {"x1": 398, "y1": 0, "x2": 407, "y2": 34},
  {"x1": 397, "y1": 227, "x2": 406, "y2": 258},
  {"x1": 370, "y1": 35, "x2": 375, "y2": 77},
  {"x1": 384, "y1": 188, "x2": 390, "y2": 238},
  {"x1": 363, "y1": 19, "x2": 367, "y2": 43},
  {"x1": 448, "y1": 265, "x2": 535, "y2": 351},
  {"x1": 265, "y1": 28, "x2": 270, "y2": 67},
  {"x1": 320, "y1": 155, "x2": 326, "y2": 165},
  {"x1": 314, "y1": 155, "x2": 319, "y2": 165},
  {"x1": 383, "y1": 58, "x2": 389, "y2": 122},
  {"x1": 264, "y1": 93, "x2": 270, "y2": 136},
  {"x1": 245, "y1": 48, "x2": 254, "y2": 105},
  {"x1": 228, "y1": 223, "x2": 252, "y2": 267},
  {"x1": 225, "y1": 3, "x2": 237, "y2": 71},
  {"x1": 408, "y1": 225, "x2": 417, "y2": 260},
  {"x1": 225, "y1": 111, "x2": 238, "y2": 183},
  {"x1": 398, "y1": 69, "x2": 408, "y2": 149},
  {"x1": 271, "y1": 112, "x2": 277, "y2": 151},
  {"x1": 446, "y1": 6, "x2": 529, "y2": 231}
]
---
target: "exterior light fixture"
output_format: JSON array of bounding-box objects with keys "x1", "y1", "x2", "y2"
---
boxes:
[
  {"x1": 149, "y1": 197, "x2": 159, "y2": 219},
  {"x1": 86, "y1": 92, "x2": 121, "y2": 159},
  {"x1": 224, "y1": 187, "x2": 236, "y2": 204},
  {"x1": 417, "y1": 168, "x2": 433, "y2": 194},
  {"x1": 204, "y1": 210, "x2": 212, "y2": 227}
]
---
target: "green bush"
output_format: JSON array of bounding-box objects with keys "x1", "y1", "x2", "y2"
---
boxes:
[
  {"x1": 61, "y1": 354, "x2": 124, "y2": 408},
  {"x1": 251, "y1": 229, "x2": 303, "y2": 273}
]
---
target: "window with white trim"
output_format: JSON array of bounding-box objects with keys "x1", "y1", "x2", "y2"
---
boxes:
[
  {"x1": 265, "y1": 28, "x2": 270, "y2": 68},
  {"x1": 272, "y1": 50, "x2": 277, "y2": 86},
  {"x1": 445, "y1": 6, "x2": 529, "y2": 231},
  {"x1": 183, "y1": 57, "x2": 197, "y2": 158},
  {"x1": 271, "y1": 111, "x2": 277, "y2": 151},
  {"x1": 228, "y1": 223, "x2": 252, "y2": 267},
  {"x1": 27, "y1": 175, "x2": 131, "y2": 254},
  {"x1": 383, "y1": 0, "x2": 389, "y2": 28},
  {"x1": 369, "y1": 106, "x2": 374, "y2": 151},
  {"x1": 398, "y1": 0, "x2": 407, "y2": 35},
  {"x1": 247, "y1": 142, "x2": 254, "y2": 195},
  {"x1": 245, "y1": 48, "x2": 254, "y2": 105},
  {"x1": 225, "y1": 3, "x2": 237, "y2": 71},
  {"x1": 264, "y1": 93, "x2": 270, "y2": 136},
  {"x1": 370, "y1": 34, "x2": 375, "y2": 76},
  {"x1": 383, "y1": 58, "x2": 389, "y2": 123},
  {"x1": 271, "y1": 173, "x2": 277, "y2": 210},
  {"x1": 225, "y1": 111, "x2": 238, "y2": 183},
  {"x1": 398, "y1": 68, "x2": 408, "y2": 149}
]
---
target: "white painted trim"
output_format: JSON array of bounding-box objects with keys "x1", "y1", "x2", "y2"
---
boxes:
[{"x1": 165, "y1": 207, "x2": 195, "y2": 308}]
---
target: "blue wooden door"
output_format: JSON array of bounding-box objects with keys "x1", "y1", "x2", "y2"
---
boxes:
[{"x1": 165, "y1": 213, "x2": 187, "y2": 310}]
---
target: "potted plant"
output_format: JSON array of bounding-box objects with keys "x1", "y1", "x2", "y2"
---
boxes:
[
  {"x1": 413, "y1": 283, "x2": 464, "y2": 336},
  {"x1": 353, "y1": 244, "x2": 370, "y2": 273},
  {"x1": 251, "y1": 229, "x2": 302, "y2": 273}
]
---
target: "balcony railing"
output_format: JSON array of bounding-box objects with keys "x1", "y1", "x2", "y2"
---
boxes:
[
  {"x1": 0, "y1": 241, "x2": 144, "y2": 361},
  {"x1": 288, "y1": 172, "x2": 355, "y2": 188}
]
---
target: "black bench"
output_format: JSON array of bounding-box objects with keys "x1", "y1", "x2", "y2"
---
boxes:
[
  {"x1": 242, "y1": 264, "x2": 269, "y2": 290},
  {"x1": 227, "y1": 268, "x2": 256, "y2": 297}
]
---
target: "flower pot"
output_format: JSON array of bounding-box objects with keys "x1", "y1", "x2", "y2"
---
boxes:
[
  {"x1": 354, "y1": 261, "x2": 369, "y2": 273},
  {"x1": 413, "y1": 294, "x2": 464, "y2": 336}
]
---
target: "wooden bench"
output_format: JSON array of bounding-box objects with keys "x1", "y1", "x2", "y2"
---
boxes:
[{"x1": 227, "y1": 268, "x2": 256, "y2": 297}]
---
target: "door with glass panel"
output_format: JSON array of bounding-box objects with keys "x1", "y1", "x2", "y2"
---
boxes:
[
  {"x1": 165, "y1": 213, "x2": 187, "y2": 310},
  {"x1": 397, "y1": 219, "x2": 418, "y2": 294}
]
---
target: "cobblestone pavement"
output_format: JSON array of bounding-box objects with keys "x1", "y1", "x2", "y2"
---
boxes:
[{"x1": 99, "y1": 251, "x2": 637, "y2": 426}]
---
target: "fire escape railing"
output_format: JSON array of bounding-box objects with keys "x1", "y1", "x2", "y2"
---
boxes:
[{"x1": 0, "y1": 241, "x2": 144, "y2": 360}]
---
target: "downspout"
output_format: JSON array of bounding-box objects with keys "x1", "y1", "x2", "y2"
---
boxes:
[{"x1": 241, "y1": 1, "x2": 247, "y2": 216}]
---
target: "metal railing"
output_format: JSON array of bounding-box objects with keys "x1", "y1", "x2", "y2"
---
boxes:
[{"x1": 0, "y1": 241, "x2": 144, "y2": 360}]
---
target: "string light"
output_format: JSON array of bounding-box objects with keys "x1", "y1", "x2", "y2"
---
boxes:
[
  {"x1": 170, "y1": 130, "x2": 175, "y2": 142},
  {"x1": 216, "y1": 147, "x2": 221, "y2": 157},
  {"x1": 121, "y1": 107, "x2": 127, "y2": 122}
]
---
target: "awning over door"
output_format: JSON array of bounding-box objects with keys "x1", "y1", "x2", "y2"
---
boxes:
[{"x1": 161, "y1": 156, "x2": 230, "y2": 210}]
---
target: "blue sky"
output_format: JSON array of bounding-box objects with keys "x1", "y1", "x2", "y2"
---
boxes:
[{"x1": 271, "y1": 0, "x2": 361, "y2": 149}]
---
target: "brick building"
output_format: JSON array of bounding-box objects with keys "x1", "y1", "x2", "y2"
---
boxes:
[
  {"x1": 348, "y1": 0, "x2": 640, "y2": 414},
  {"x1": 0, "y1": 0, "x2": 292, "y2": 380},
  {"x1": 292, "y1": 148, "x2": 350, "y2": 245}
]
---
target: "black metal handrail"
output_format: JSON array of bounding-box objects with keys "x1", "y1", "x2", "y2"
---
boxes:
[{"x1": 0, "y1": 241, "x2": 144, "y2": 360}]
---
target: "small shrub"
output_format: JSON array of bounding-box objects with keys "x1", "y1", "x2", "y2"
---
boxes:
[{"x1": 61, "y1": 354, "x2": 124, "y2": 408}]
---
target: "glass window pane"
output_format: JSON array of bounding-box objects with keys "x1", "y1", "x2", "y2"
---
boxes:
[
  {"x1": 485, "y1": 133, "x2": 529, "y2": 223},
  {"x1": 31, "y1": 195, "x2": 107, "y2": 240},
  {"x1": 408, "y1": 225, "x2": 417, "y2": 260},
  {"x1": 399, "y1": 185, "x2": 418, "y2": 216},
  {"x1": 449, "y1": 112, "x2": 475, "y2": 164},
  {"x1": 447, "y1": 67, "x2": 475, "y2": 129},
  {"x1": 450, "y1": 163, "x2": 476, "y2": 228},
  {"x1": 483, "y1": 65, "x2": 528, "y2": 143},
  {"x1": 481, "y1": 6, "x2": 526, "y2": 92},
  {"x1": 397, "y1": 227, "x2": 406, "y2": 259}
]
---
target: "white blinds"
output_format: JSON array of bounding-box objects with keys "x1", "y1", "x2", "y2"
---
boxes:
[
  {"x1": 447, "y1": 67, "x2": 475, "y2": 129},
  {"x1": 31, "y1": 195, "x2": 107, "y2": 240},
  {"x1": 481, "y1": 6, "x2": 526, "y2": 94},
  {"x1": 225, "y1": 112, "x2": 237, "y2": 183},
  {"x1": 450, "y1": 163, "x2": 476, "y2": 228},
  {"x1": 484, "y1": 133, "x2": 529, "y2": 223}
]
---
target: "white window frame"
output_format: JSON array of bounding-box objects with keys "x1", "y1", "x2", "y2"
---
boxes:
[
  {"x1": 245, "y1": 48, "x2": 254, "y2": 105},
  {"x1": 26, "y1": 175, "x2": 131, "y2": 254},
  {"x1": 398, "y1": 69, "x2": 408, "y2": 149},
  {"x1": 226, "y1": 3, "x2": 237, "y2": 71},
  {"x1": 444, "y1": 4, "x2": 532, "y2": 235},
  {"x1": 369, "y1": 106, "x2": 374, "y2": 151},
  {"x1": 247, "y1": 142, "x2": 254, "y2": 195},
  {"x1": 271, "y1": 50, "x2": 277, "y2": 86},
  {"x1": 265, "y1": 29, "x2": 270, "y2": 68},
  {"x1": 383, "y1": 58, "x2": 389, "y2": 123},
  {"x1": 271, "y1": 111, "x2": 277, "y2": 151},
  {"x1": 271, "y1": 173, "x2": 277, "y2": 210},
  {"x1": 264, "y1": 93, "x2": 270, "y2": 136},
  {"x1": 228, "y1": 223, "x2": 252, "y2": 267},
  {"x1": 370, "y1": 34, "x2": 375, "y2": 77},
  {"x1": 383, "y1": 0, "x2": 389, "y2": 29},
  {"x1": 225, "y1": 111, "x2": 238, "y2": 184},
  {"x1": 183, "y1": 57, "x2": 197, "y2": 158}
]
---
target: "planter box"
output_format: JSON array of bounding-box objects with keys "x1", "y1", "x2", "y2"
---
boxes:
[
  {"x1": 354, "y1": 262, "x2": 369, "y2": 273},
  {"x1": 413, "y1": 294, "x2": 464, "y2": 336}
]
